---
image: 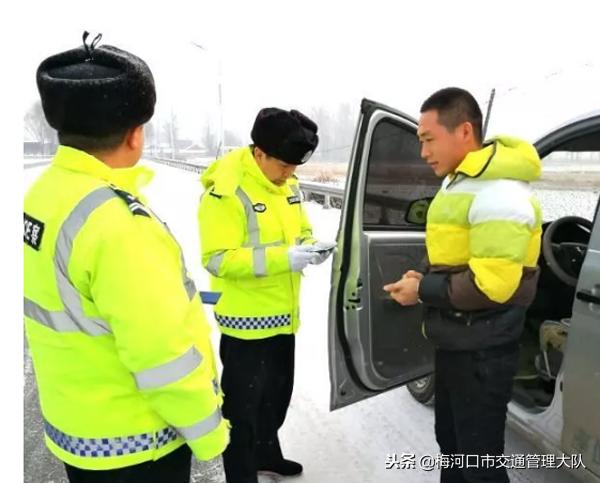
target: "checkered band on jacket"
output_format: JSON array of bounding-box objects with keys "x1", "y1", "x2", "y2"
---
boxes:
[
  {"x1": 214, "y1": 313, "x2": 291, "y2": 330},
  {"x1": 44, "y1": 420, "x2": 179, "y2": 457}
]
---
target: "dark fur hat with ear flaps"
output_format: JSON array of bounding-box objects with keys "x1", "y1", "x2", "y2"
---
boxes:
[
  {"x1": 36, "y1": 32, "x2": 156, "y2": 137},
  {"x1": 251, "y1": 107, "x2": 319, "y2": 165}
]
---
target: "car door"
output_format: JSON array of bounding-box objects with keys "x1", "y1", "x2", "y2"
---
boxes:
[
  {"x1": 534, "y1": 112, "x2": 600, "y2": 476},
  {"x1": 328, "y1": 99, "x2": 440, "y2": 410},
  {"x1": 562, "y1": 203, "x2": 600, "y2": 476}
]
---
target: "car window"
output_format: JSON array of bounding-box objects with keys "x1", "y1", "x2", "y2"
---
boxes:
[
  {"x1": 363, "y1": 118, "x2": 439, "y2": 229},
  {"x1": 534, "y1": 149, "x2": 600, "y2": 222}
]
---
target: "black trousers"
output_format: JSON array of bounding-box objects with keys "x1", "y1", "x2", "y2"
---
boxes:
[
  {"x1": 64, "y1": 444, "x2": 191, "y2": 483},
  {"x1": 219, "y1": 333, "x2": 295, "y2": 483},
  {"x1": 434, "y1": 343, "x2": 519, "y2": 483}
]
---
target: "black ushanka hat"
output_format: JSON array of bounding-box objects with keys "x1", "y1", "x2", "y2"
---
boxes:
[
  {"x1": 36, "y1": 32, "x2": 156, "y2": 137},
  {"x1": 251, "y1": 107, "x2": 319, "y2": 165}
]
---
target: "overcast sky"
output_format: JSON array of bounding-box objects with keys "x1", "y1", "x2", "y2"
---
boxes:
[{"x1": 22, "y1": 0, "x2": 600, "y2": 145}]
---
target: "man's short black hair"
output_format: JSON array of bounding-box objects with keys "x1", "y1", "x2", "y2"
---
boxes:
[
  {"x1": 58, "y1": 129, "x2": 129, "y2": 152},
  {"x1": 420, "y1": 87, "x2": 483, "y2": 144}
]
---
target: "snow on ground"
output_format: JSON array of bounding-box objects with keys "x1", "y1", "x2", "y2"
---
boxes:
[
  {"x1": 534, "y1": 189, "x2": 598, "y2": 221},
  {"x1": 23, "y1": 160, "x2": 588, "y2": 483}
]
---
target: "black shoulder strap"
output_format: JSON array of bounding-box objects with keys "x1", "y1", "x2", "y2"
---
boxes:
[
  {"x1": 109, "y1": 186, "x2": 151, "y2": 218},
  {"x1": 208, "y1": 187, "x2": 222, "y2": 199}
]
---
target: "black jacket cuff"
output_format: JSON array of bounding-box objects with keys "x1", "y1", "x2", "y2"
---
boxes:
[{"x1": 419, "y1": 273, "x2": 453, "y2": 309}]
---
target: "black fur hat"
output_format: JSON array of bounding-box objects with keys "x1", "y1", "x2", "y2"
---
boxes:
[
  {"x1": 36, "y1": 32, "x2": 156, "y2": 137},
  {"x1": 251, "y1": 108, "x2": 319, "y2": 165}
]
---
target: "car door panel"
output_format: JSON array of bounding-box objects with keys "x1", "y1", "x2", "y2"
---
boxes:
[
  {"x1": 534, "y1": 113, "x2": 600, "y2": 478},
  {"x1": 367, "y1": 235, "x2": 432, "y2": 380},
  {"x1": 328, "y1": 99, "x2": 439, "y2": 410},
  {"x1": 562, "y1": 201, "x2": 600, "y2": 478}
]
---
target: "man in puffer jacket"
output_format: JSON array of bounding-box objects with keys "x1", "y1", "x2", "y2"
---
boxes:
[{"x1": 384, "y1": 87, "x2": 541, "y2": 483}]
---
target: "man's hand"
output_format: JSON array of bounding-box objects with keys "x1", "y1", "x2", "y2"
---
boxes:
[
  {"x1": 402, "y1": 270, "x2": 424, "y2": 281},
  {"x1": 288, "y1": 245, "x2": 319, "y2": 272},
  {"x1": 307, "y1": 240, "x2": 336, "y2": 265},
  {"x1": 383, "y1": 270, "x2": 423, "y2": 306}
]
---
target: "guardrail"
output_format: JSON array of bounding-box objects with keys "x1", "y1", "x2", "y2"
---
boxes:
[
  {"x1": 145, "y1": 156, "x2": 208, "y2": 174},
  {"x1": 297, "y1": 180, "x2": 344, "y2": 209},
  {"x1": 24, "y1": 156, "x2": 53, "y2": 169},
  {"x1": 24, "y1": 154, "x2": 345, "y2": 209},
  {"x1": 146, "y1": 156, "x2": 345, "y2": 209}
]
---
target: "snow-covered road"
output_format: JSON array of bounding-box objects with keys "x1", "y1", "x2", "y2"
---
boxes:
[{"x1": 24, "y1": 160, "x2": 585, "y2": 483}]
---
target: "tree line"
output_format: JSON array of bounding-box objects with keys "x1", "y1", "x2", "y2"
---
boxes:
[{"x1": 24, "y1": 101, "x2": 358, "y2": 163}]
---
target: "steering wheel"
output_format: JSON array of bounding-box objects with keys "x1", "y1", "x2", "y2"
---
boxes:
[{"x1": 542, "y1": 216, "x2": 593, "y2": 287}]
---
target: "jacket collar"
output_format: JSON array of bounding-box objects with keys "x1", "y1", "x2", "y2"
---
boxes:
[
  {"x1": 52, "y1": 145, "x2": 154, "y2": 198},
  {"x1": 242, "y1": 150, "x2": 294, "y2": 196},
  {"x1": 452, "y1": 136, "x2": 541, "y2": 182}
]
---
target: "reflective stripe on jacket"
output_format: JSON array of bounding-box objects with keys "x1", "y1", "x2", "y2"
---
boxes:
[
  {"x1": 197, "y1": 147, "x2": 315, "y2": 340},
  {"x1": 24, "y1": 146, "x2": 229, "y2": 470}
]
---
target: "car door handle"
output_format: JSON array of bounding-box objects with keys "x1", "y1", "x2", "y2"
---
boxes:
[{"x1": 576, "y1": 290, "x2": 600, "y2": 305}]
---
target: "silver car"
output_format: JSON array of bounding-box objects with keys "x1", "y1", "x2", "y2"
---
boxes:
[{"x1": 328, "y1": 100, "x2": 600, "y2": 482}]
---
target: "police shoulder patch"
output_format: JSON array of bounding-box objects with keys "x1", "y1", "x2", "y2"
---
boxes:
[
  {"x1": 24, "y1": 213, "x2": 45, "y2": 250},
  {"x1": 287, "y1": 195, "x2": 300, "y2": 205},
  {"x1": 110, "y1": 186, "x2": 151, "y2": 218},
  {"x1": 253, "y1": 203, "x2": 267, "y2": 213}
]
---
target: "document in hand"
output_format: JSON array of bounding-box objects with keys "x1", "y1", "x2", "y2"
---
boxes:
[{"x1": 305, "y1": 241, "x2": 337, "y2": 254}]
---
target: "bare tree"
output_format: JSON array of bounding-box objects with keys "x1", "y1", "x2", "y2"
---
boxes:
[
  {"x1": 331, "y1": 103, "x2": 356, "y2": 163},
  {"x1": 310, "y1": 106, "x2": 335, "y2": 162},
  {"x1": 144, "y1": 120, "x2": 158, "y2": 155},
  {"x1": 162, "y1": 110, "x2": 179, "y2": 158},
  {"x1": 225, "y1": 129, "x2": 243, "y2": 148},
  {"x1": 201, "y1": 124, "x2": 219, "y2": 158},
  {"x1": 306, "y1": 103, "x2": 357, "y2": 163},
  {"x1": 24, "y1": 101, "x2": 57, "y2": 155}
]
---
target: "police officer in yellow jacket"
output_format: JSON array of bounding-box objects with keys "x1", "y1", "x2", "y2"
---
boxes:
[
  {"x1": 384, "y1": 88, "x2": 541, "y2": 483},
  {"x1": 197, "y1": 108, "x2": 332, "y2": 483},
  {"x1": 24, "y1": 34, "x2": 228, "y2": 483}
]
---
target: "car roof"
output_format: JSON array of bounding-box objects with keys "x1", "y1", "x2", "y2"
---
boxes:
[{"x1": 536, "y1": 109, "x2": 600, "y2": 142}]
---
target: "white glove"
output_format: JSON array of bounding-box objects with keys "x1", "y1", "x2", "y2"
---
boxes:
[
  {"x1": 288, "y1": 245, "x2": 320, "y2": 272},
  {"x1": 308, "y1": 240, "x2": 336, "y2": 265}
]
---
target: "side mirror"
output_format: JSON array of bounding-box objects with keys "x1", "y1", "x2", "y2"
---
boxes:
[{"x1": 405, "y1": 197, "x2": 433, "y2": 226}]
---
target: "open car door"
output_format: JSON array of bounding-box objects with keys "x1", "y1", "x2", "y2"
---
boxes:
[
  {"x1": 562, "y1": 199, "x2": 600, "y2": 477},
  {"x1": 535, "y1": 112, "x2": 600, "y2": 477},
  {"x1": 328, "y1": 99, "x2": 440, "y2": 410}
]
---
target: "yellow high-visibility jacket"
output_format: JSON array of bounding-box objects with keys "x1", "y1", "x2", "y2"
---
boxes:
[
  {"x1": 197, "y1": 147, "x2": 315, "y2": 340},
  {"x1": 24, "y1": 146, "x2": 229, "y2": 470},
  {"x1": 419, "y1": 136, "x2": 543, "y2": 349}
]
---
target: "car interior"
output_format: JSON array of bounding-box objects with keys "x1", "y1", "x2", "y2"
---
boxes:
[
  {"x1": 512, "y1": 130, "x2": 600, "y2": 411},
  {"x1": 514, "y1": 214, "x2": 595, "y2": 409}
]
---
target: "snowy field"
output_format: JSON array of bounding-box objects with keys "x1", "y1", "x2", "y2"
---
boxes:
[
  {"x1": 307, "y1": 179, "x2": 600, "y2": 220},
  {"x1": 23, "y1": 159, "x2": 594, "y2": 483}
]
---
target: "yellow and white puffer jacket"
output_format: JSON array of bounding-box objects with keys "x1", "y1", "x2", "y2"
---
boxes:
[
  {"x1": 197, "y1": 147, "x2": 316, "y2": 340},
  {"x1": 418, "y1": 136, "x2": 543, "y2": 350}
]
